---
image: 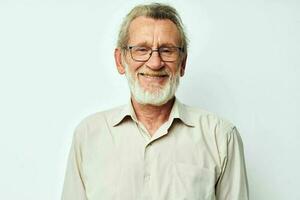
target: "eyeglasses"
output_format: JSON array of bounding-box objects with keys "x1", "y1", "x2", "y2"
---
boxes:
[{"x1": 125, "y1": 45, "x2": 183, "y2": 62}]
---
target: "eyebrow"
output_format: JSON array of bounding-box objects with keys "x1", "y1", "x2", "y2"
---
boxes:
[{"x1": 129, "y1": 42, "x2": 179, "y2": 47}]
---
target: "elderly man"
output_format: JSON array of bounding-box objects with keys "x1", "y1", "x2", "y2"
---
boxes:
[{"x1": 62, "y1": 3, "x2": 249, "y2": 200}]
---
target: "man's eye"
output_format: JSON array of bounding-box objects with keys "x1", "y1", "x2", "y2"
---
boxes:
[
  {"x1": 160, "y1": 48, "x2": 174, "y2": 53},
  {"x1": 135, "y1": 47, "x2": 149, "y2": 52}
]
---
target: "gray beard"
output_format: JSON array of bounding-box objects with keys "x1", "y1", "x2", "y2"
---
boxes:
[{"x1": 123, "y1": 62, "x2": 180, "y2": 106}]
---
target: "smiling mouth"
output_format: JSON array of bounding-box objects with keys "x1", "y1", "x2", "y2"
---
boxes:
[{"x1": 139, "y1": 73, "x2": 169, "y2": 78}]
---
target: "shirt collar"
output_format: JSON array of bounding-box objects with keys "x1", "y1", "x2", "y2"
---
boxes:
[
  {"x1": 171, "y1": 98, "x2": 195, "y2": 127},
  {"x1": 111, "y1": 97, "x2": 195, "y2": 127},
  {"x1": 111, "y1": 99, "x2": 137, "y2": 127}
]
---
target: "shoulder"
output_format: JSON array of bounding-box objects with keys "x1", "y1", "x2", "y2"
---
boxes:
[
  {"x1": 183, "y1": 103, "x2": 235, "y2": 129},
  {"x1": 181, "y1": 103, "x2": 242, "y2": 156},
  {"x1": 181, "y1": 103, "x2": 237, "y2": 141},
  {"x1": 72, "y1": 104, "x2": 126, "y2": 139}
]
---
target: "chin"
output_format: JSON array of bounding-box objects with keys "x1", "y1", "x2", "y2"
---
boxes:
[
  {"x1": 124, "y1": 63, "x2": 180, "y2": 106},
  {"x1": 132, "y1": 82, "x2": 176, "y2": 106}
]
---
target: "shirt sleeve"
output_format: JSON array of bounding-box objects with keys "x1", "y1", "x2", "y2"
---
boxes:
[
  {"x1": 215, "y1": 127, "x2": 249, "y2": 200},
  {"x1": 61, "y1": 123, "x2": 88, "y2": 200}
]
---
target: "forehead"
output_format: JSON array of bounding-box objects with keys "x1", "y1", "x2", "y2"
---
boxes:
[{"x1": 128, "y1": 16, "x2": 181, "y2": 46}]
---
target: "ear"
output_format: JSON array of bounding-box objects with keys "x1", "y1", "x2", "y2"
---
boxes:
[
  {"x1": 179, "y1": 54, "x2": 187, "y2": 77},
  {"x1": 114, "y1": 48, "x2": 126, "y2": 74}
]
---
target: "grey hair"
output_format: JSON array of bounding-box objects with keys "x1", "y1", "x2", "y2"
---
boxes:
[{"x1": 117, "y1": 3, "x2": 188, "y2": 57}]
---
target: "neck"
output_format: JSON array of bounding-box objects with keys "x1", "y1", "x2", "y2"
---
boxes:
[{"x1": 131, "y1": 97, "x2": 175, "y2": 136}]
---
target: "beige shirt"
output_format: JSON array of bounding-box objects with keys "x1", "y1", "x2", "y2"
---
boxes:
[{"x1": 62, "y1": 99, "x2": 249, "y2": 200}]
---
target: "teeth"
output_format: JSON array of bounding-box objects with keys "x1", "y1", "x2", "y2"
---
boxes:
[{"x1": 140, "y1": 73, "x2": 167, "y2": 77}]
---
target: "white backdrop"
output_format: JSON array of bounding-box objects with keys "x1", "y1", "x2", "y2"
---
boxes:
[{"x1": 0, "y1": 0, "x2": 299, "y2": 199}]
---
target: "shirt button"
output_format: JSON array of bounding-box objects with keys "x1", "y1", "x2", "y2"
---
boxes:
[{"x1": 144, "y1": 174, "x2": 150, "y2": 181}]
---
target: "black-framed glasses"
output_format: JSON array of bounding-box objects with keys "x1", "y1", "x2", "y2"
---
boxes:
[{"x1": 125, "y1": 45, "x2": 183, "y2": 62}]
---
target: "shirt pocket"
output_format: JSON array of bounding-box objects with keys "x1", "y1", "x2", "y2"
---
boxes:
[{"x1": 173, "y1": 163, "x2": 215, "y2": 200}]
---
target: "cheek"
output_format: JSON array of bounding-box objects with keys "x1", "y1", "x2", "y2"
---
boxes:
[
  {"x1": 125, "y1": 61, "x2": 144, "y2": 74},
  {"x1": 169, "y1": 63, "x2": 181, "y2": 75}
]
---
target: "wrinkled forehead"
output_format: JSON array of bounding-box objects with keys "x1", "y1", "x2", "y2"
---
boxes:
[{"x1": 128, "y1": 16, "x2": 181, "y2": 47}]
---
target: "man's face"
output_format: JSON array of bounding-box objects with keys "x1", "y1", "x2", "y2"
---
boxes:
[{"x1": 116, "y1": 16, "x2": 186, "y2": 106}]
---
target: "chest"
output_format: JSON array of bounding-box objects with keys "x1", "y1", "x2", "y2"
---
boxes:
[{"x1": 81, "y1": 122, "x2": 219, "y2": 200}]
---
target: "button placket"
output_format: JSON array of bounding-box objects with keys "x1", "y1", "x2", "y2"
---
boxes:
[{"x1": 143, "y1": 142, "x2": 153, "y2": 198}]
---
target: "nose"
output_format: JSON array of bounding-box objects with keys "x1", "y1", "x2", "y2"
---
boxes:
[{"x1": 146, "y1": 50, "x2": 164, "y2": 70}]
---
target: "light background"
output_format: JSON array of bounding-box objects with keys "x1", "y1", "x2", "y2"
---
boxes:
[{"x1": 0, "y1": 0, "x2": 299, "y2": 199}]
